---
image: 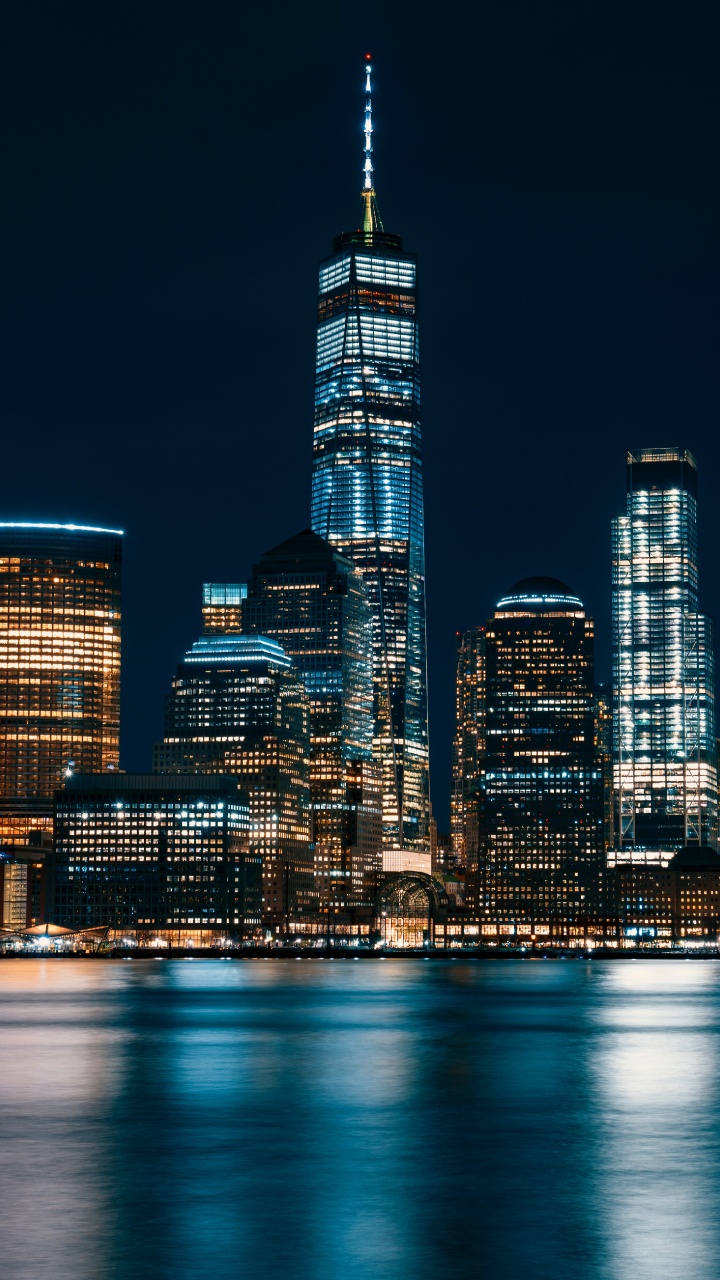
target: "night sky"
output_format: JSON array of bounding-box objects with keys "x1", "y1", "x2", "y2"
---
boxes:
[{"x1": 2, "y1": 2, "x2": 718, "y2": 827}]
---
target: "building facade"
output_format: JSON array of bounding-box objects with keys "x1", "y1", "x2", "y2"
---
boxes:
[
  {"x1": 310, "y1": 56, "x2": 430, "y2": 852},
  {"x1": 241, "y1": 528, "x2": 380, "y2": 913},
  {"x1": 451, "y1": 627, "x2": 486, "y2": 870},
  {"x1": 202, "y1": 582, "x2": 246, "y2": 634},
  {"x1": 153, "y1": 633, "x2": 313, "y2": 929},
  {"x1": 612, "y1": 448, "x2": 717, "y2": 850},
  {"x1": 470, "y1": 577, "x2": 603, "y2": 920},
  {"x1": 0, "y1": 523, "x2": 122, "y2": 843},
  {"x1": 52, "y1": 773, "x2": 260, "y2": 940}
]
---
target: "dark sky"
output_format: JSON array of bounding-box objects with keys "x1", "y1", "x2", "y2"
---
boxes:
[{"x1": 2, "y1": 1, "x2": 718, "y2": 828}]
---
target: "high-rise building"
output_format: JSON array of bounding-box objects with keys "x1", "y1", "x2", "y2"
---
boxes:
[
  {"x1": 51, "y1": 773, "x2": 261, "y2": 941},
  {"x1": 0, "y1": 523, "x2": 122, "y2": 843},
  {"x1": 310, "y1": 56, "x2": 430, "y2": 852},
  {"x1": 612, "y1": 448, "x2": 717, "y2": 850},
  {"x1": 451, "y1": 627, "x2": 486, "y2": 870},
  {"x1": 470, "y1": 577, "x2": 603, "y2": 921},
  {"x1": 241, "y1": 528, "x2": 381, "y2": 912},
  {"x1": 153, "y1": 633, "x2": 313, "y2": 928},
  {"x1": 202, "y1": 583, "x2": 246, "y2": 634}
]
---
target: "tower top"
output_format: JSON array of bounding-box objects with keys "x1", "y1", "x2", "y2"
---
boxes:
[{"x1": 361, "y1": 54, "x2": 383, "y2": 236}]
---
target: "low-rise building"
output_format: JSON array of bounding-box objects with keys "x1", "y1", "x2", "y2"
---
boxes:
[{"x1": 51, "y1": 773, "x2": 261, "y2": 944}]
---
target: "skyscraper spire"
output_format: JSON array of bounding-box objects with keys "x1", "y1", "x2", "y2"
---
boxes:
[{"x1": 362, "y1": 54, "x2": 383, "y2": 236}]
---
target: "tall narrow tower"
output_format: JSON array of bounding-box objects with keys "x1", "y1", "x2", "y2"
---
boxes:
[
  {"x1": 612, "y1": 448, "x2": 717, "y2": 850},
  {"x1": 311, "y1": 56, "x2": 429, "y2": 851}
]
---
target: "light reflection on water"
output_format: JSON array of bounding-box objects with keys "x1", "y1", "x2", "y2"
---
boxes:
[{"x1": 1, "y1": 958, "x2": 719, "y2": 1280}]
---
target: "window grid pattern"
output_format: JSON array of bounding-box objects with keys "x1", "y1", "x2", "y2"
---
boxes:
[
  {"x1": 311, "y1": 242, "x2": 429, "y2": 850},
  {"x1": 612, "y1": 450, "x2": 717, "y2": 848},
  {"x1": 0, "y1": 527, "x2": 122, "y2": 842}
]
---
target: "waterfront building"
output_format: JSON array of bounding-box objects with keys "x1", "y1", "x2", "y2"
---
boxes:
[
  {"x1": 310, "y1": 56, "x2": 430, "y2": 852},
  {"x1": 0, "y1": 523, "x2": 122, "y2": 843},
  {"x1": 51, "y1": 773, "x2": 260, "y2": 941},
  {"x1": 469, "y1": 577, "x2": 603, "y2": 920},
  {"x1": 451, "y1": 627, "x2": 485, "y2": 870},
  {"x1": 612, "y1": 448, "x2": 717, "y2": 850},
  {"x1": 153, "y1": 633, "x2": 313, "y2": 929},
  {"x1": 241, "y1": 528, "x2": 380, "y2": 912}
]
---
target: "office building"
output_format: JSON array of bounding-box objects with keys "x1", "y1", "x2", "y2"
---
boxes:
[
  {"x1": 202, "y1": 583, "x2": 246, "y2": 634},
  {"x1": 470, "y1": 577, "x2": 603, "y2": 920},
  {"x1": 612, "y1": 448, "x2": 717, "y2": 849},
  {"x1": 51, "y1": 773, "x2": 260, "y2": 941},
  {"x1": 310, "y1": 56, "x2": 430, "y2": 852},
  {"x1": 0, "y1": 522, "x2": 122, "y2": 843},
  {"x1": 241, "y1": 528, "x2": 381, "y2": 911},
  {"x1": 451, "y1": 627, "x2": 485, "y2": 870},
  {"x1": 153, "y1": 633, "x2": 313, "y2": 928}
]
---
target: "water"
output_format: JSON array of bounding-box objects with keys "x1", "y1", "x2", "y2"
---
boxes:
[{"x1": 0, "y1": 958, "x2": 719, "y2": 1280}]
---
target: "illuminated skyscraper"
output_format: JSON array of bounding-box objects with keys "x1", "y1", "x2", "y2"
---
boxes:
[
  {"x1": 242, "y1": 528, "x2": 381, "y2": 911},
  {"x1": 451, "y1": 627, "x2": 485, "y2": 870},
  {"x1": 470, "y1": 578, "x2": 603, "y2": 921},
  {"x1": 612, "y1": 448, "x2": 717, "y2": 850},
  {"x1": 310, "y1": 56, "x2": 429, "y2": 852},
  {"x1": 153, "y1": 633, "x2": 313, "y2": 928},
  {"x1": 0, "y1": 523, "x2": 122, "y2": 843}
]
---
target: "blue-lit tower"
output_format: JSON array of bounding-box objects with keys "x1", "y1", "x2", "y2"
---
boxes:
[
  {"x1": 612, "y1": 448, "x2": 717, "y2": 850},
  {"x1": 311, "y1": 56, "x2": 429, "y2": 851}
]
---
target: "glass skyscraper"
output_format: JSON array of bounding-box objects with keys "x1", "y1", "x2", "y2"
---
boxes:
[
  {"x1": 310, "y1": 56, "x2": 429, "y2": 851},
  {"x1": 153, "y1": 633, "x2": 314, "y2": 928},
  {"x1": 241, "y1": 528, "x2": 380, "y2": 911},
  {"x1": 470, "y1": 578, "x2": 603, "y2": 922},
  {"x1": 0, "y1": 522, "x2": 122, "y2": 844},
  {"x1": 612, "y1": 448, "x2": 717, "y2": 850}
]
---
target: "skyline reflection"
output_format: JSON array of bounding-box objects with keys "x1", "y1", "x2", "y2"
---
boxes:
[{"x1": 1, "y1": 959, "x2": 719, "y2": 1280}]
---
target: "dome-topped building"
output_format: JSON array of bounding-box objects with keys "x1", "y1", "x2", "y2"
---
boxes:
[
  {"x1": 459, "y1": 571, "x2": 603, "y2": 921},
  {"x1": 495, "y1": 577, "x2": 584, "y2": 616}
]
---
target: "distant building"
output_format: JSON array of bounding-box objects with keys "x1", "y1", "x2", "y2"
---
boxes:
[
  {"x1": 202, "y1": 583, "x2": 246, "y2": 634},
  {"x1": 153, "y1": 633, "x2": 313, "y2": 929},
  {"x1": 241, "y1": 528, "x2": 380, "y2": 912},
  {"x1": 612, "y1": 448, "x2": 717, "y2": 850},
  {"x1": 469, "y1": 577, "x2": 603, "y2": 920},
  {"x1": 0, "y1": 523, "x2": 122, "y2": 843},
  {"x1": 51, "y1": 773, "x2": 261, "y2": 941},
  {"x1": 451, "y1": 627, "x2": 485, "y2": 870},
  {"x1": 594, "y1": 681, "x2": 614, "y2": 854},
  {"x1": 310, "y1": 57, "x2": 430, "y2": 853}
]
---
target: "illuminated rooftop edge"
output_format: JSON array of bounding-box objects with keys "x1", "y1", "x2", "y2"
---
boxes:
[
  {"x1": 183, "y1": 634, "x2": 290, "y2": 668},
  {"x1": 0, "y1": 522, "x2": 124, "y2": 535}
]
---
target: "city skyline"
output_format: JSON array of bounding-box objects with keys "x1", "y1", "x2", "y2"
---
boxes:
[{"x1": 2, "y1": 9, "x2": 718, "y2": 830}]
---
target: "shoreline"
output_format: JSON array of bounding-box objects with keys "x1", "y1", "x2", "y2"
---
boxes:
[{"x1": 2, "y1": 947, "x2": 720, "y2": 961}]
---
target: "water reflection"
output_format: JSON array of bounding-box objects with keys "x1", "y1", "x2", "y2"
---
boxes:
[{"x1": 1, "y1": 959, "x2": 719, "y2": 1279}]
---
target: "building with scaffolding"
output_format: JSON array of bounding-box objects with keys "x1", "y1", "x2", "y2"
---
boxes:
[
  {"x1": 612, "y1": 448, "x2": 717, "y2": 851},
  {"x1": 310, "y1": 55, "x2": 430, "y2": 853}
]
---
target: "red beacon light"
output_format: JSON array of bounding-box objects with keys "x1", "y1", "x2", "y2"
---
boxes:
[{"x1": 365, "y1": 52, "x2": 372, "y2": 61}]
